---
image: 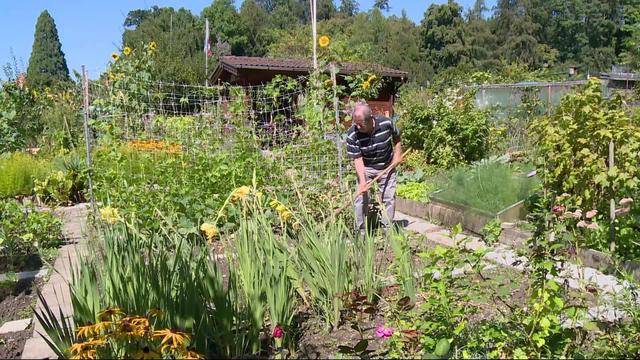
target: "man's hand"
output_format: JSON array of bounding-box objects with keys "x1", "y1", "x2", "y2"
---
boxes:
[{"x1": 356, "y1": 182, "x2": 370, "y2": 197}]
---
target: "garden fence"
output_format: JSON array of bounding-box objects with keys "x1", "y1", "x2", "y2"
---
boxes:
[{"x1": 81, "y1": 69, "x2": 349, "y2": 212}]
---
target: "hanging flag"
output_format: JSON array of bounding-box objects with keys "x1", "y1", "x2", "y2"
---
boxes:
[{"x1": 204, "y1": 19, "x2": 213, "y2": 57}]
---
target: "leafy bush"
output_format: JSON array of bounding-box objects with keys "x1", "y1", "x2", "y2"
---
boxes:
[
  {"x1": 397, "y1": 87, "x2": 491, "y2": 169},
  {"x1": 433, "y1": 162, "x2": 538, "y2": 214},
  {"x1": 0, "y1": 152, "x2": 52, "y2": 198},
  {"x1": 0, "y1": 81, "x2": 45, "y2": 152},
  {"x1": 531, "y1": 78, "x2": 640, "y2": 257},
  {"x1": 396, "y1": 181, "x2": 437, "y2": 203},
  {"x1": 0, "y1": 199, "x2": 63, "y2": 270}
]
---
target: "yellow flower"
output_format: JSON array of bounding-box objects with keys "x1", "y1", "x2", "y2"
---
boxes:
[
  {"x1": 100, "y1": 206, "x2": 122, "y2": 225},
  {"x1": 200, "y1": 223, "x2": 219, "y2": 241},
  {"x1": 230, "y1": 186, "x2": 251, "y2": 202},
  {"x1": 153, "y1": 328, "x2": 190, "y2": 352},
  {"x1": 318, "y1": 35, "x2": 330, "y2": 48},
  {"x1": 98, "y1": 307, "x2": 124, "y2": 321},
  {"x1": 362, "y1": 81, "x2": 371, "y2": 90},
  {"x1": 280, "y1": 210, "x2": 293, "y2": 221},
  {"x1": 149, "y1": 41, "x2": 157, "y2": 50},
  {"x1": 269, "y1": 199, "x2": 280, "y2": 208},
  {"x1": 276, "y1": 204, "x2": 287, "y2": 213},
  {"x1": 111, "y1": 52, "x2": 119, "y2": 61},
  {"x1": 123, "y1": 46, "x2": 132, "y2": 56},
  {"x1": 367, "y1": 74, "x2": 377, "y2": 82}
]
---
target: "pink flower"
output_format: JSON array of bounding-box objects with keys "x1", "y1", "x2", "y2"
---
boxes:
[
  {"x1": 272, "y1": 325, "x2": 283, "y2": 339},
  {"x1": 565, "y1": 209, "x2": 582, "y2": 219},
  {"x1": 586, "y1": 210, "x2": 598, "y2": 219},
  {"x1": 586, "y1": 221, "x2": 599, "y2": 230},
  {"x1": 375, "y1": 325, "x2": 394, "y2": 339},
  {"x1": 615, "y1": 207, "x2": 630, "y2": 216},
  {"x1": 552, "y1": 205, "x2": 566, "y2": 215},
  {"x1": 620, "y1": 198, "x2": 634, "y2": 206},
  {"x1": 577, "y1": 220, "x2": 588, "y2": 228}
]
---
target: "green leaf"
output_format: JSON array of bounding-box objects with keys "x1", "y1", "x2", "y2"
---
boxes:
[{"x1": 434, "y1": 338, "x2": 450, "y2": 357}]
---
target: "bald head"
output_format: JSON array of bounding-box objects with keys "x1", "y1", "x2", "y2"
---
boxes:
[{"x1": 352, "y1": 102, "x2": 374, "y2": 133}]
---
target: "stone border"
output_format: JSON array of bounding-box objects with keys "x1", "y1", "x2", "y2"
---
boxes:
[{"x1": 397, "y1": 197, "x2": 640, "y2": 282}]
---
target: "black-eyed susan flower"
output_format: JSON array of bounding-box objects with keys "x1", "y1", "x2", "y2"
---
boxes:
[
  {"x1": 123, "y1": 46, "x2": 132, "y2": 56},
  {"x1": 318, "y1": 35, "x2": 330, "y2": 48},
  {"x1": 149, "y1": 41, "x2": 157, "y2": 50},
  {"x1": 98, "y1": 307, "x2": 124, "y2": 321},
  {"x1": 153, "y1": 328, "x2": 190, "y2": 353},
  {"x1": 134, "y1": 346, "x2": 161, "y2": 360},
  {"x1": 111, "y1": 52, "x2": 119, "y2": 61}
]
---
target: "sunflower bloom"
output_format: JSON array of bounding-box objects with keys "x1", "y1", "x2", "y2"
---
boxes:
[
  {"x1": 149, "y1": 41, "x2": 157, "y2": 50},
  {"x1": 318, "y1": 35, "x2": 330, "y2": 48},
  {"x1": 230, "y1": 186, "x2": 251, "y2": 202},
  {"x1": 200, "y1": 223, "x2": 219, "y2": 241},
  {"x1": 111, "y1": 52, "x2": 119, "y2": 61},
  {"x1": 123, "y1": 46, "x2": 132, "y2": 56}
]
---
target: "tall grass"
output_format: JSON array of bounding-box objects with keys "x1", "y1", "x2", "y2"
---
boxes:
[
  {"x1": 0, "y1": 152, "x2": 51, "y2": 198},
  {"x1": 434, "y1": 162, "x2": 538, "y2": 214}
]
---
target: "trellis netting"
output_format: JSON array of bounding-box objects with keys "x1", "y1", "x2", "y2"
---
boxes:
[{"x1": 84, "y1": 75, "x2": 348, "y2": 190}]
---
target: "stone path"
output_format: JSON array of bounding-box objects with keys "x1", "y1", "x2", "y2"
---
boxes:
[
  {"x1": 21, "y1": 203, "x2": 89, "y2": 360},
  {"x1": 396, "y1": 211, "x2": 637, "y2": 324}
]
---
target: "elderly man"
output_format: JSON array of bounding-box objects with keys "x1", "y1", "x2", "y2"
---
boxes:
[{"x1": 346, "y1": 103, "x2": 402, "y2": 232}]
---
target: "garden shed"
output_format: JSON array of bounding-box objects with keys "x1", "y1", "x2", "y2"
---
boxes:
[{"x1": 210, "y1": 56, "x2": 408, "y2": 117}]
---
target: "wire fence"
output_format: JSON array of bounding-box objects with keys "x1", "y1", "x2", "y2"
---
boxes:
[{"x1": 82, "y1": 72, "x2": 348, "y2": 203}]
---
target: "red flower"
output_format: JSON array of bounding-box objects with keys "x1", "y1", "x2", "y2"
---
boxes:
[{"x1": 272, "y1": 325, "x2": 283, "y2": 339}]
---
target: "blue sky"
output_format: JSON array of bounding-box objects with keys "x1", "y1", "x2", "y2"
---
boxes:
[{"x1": 0, "y1": 0, "x2": 494, "y2": 79}]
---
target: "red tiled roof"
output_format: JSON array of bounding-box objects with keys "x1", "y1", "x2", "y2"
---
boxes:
[{"x1": 214, "y1": 56, "x2": 408, "y2": 79}]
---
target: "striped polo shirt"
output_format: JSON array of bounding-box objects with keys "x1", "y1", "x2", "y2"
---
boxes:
[{"x1": 345, "y1": 116, "x2": 400, "y2": 170}]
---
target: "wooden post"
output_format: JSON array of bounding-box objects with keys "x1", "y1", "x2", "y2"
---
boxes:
[
  {"x1": 82, "y1": 66, "x2": 97, "y2": 216},
  {"x1": 331, "y1": 64, "x2": 344, "y2": 192},
  {"x1": 609, "y1": 140, "x2": 616, "y2": 253}
]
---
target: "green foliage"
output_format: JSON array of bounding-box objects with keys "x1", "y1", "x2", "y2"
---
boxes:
[
  {"x1": 421, "y1": 1, "x2": 467, "y2": 73},
  {"x1": 202, "y1": 0, "x2": 248, "y2": 56},
  {"x1": 389, "y1": 229, "x2": 416, "y2": 301},
  {"x1": 0, "y1": 199, "x2": 63, "y2": 269},
  {"x1": 0, "y1": 81, "x2": 46, "y2": 152},
  {"x1": 531, "y1": 78, "x2": 640, "y2": 257},
  {"x1": 397, "y1": 87, "x2": 491, "y2": 168},
  {"x1": 433, "y1": 162, "x2": 538, "y2": 214},
  {"x1": 481, "y1": 218, "x2": 503, "y2": 245},
  {"x1": 0, "y1": 152, "x2": 52, "y2": 198},
  {"x1": 26, "y1": 10, "x2": 70, "y2": 89},
  {"x1": 396, "y1": 181, "x2": 436, "y2": 203}
]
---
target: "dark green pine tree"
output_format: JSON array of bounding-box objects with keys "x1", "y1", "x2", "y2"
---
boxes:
[{"x1": 26, "y1": 10, "x2": 70, "y2": 88}]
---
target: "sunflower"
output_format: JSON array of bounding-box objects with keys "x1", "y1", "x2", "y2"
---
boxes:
[
  {"x1": 111, "y1": 52, "x2": 119, "y2": 61},
  {"x1": 149, "y1": 41, "x2": 157, "y2": 50},
  {"x1": 318, "y1": 35, "x2": 330, "y2": 48},
  {"x1": 123, "y1": 46, "x2": 132, "y2": 56}
]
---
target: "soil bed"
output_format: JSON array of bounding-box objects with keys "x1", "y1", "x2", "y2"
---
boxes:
[{"x1": 0, "y1": 277, "x2": 44, "y2": 359}]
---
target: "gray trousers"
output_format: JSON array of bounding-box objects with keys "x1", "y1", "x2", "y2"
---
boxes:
[{"x1": 354, "y1": 167, "x2": 397, "y2": 230}]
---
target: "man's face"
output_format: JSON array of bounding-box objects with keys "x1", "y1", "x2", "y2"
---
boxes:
[{"x1": 354, "y1": 114, "x2": 374, "y2": 133}]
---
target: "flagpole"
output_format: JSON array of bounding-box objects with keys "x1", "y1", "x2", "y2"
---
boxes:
[
  {"x1": 205, "y1": 18, "x2": 209, "y2": 87},
  {"x1": 311, "y1": 0, "x2": 317, "y2": 69}
]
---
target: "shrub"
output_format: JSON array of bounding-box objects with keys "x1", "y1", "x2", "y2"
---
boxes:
[
  {"x1": 531, "y1": 78, "x2": 640, "y2": 257},
  {"x1": 397, "y1": 87, "x2": 491, "y2": 169},
  {"x1": 0, "y1": 152, "x2": 52, "y2": 198},
  {"x1": 0, "y1": 199, "x2": 63, "y2": 270}
]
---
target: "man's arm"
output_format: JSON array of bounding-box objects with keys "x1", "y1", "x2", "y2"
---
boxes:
[{"x1": 392, "y1": 139, "x2": 402, "y2": 165}]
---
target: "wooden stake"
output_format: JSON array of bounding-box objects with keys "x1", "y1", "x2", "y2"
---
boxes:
[{"x1": 82, "y1": 66, "x2": 97, "y2": 216}]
